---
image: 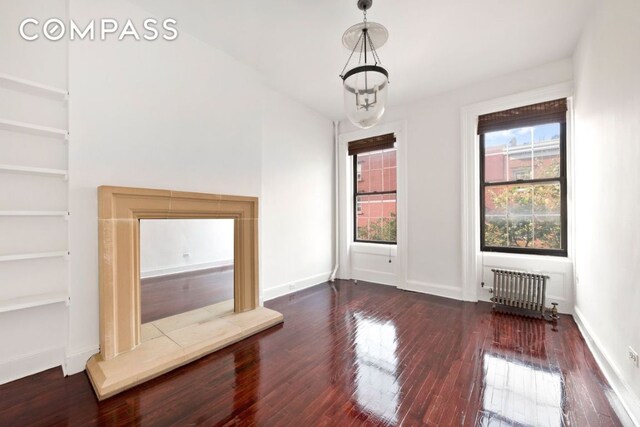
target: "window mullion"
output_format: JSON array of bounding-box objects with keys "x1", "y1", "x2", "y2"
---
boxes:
[{"x1": 483, "y1": 177, "x2": 562, "y2": 187}]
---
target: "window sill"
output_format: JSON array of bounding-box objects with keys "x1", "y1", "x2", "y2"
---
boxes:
[
  {"x1": 351, "y1": 242, "x2": 397, "y2": 256},
  {"x1": 481, "y1": 251, "x2": 573, "y2": 264}
]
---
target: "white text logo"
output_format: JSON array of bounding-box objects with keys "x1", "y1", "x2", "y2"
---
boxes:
[{"x1": 19, "y1": 18, "x2": 178, "y2": 41}]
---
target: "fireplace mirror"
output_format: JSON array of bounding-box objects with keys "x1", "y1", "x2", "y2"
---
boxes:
[{"x1": 139, "y1": 218, "x2": 235, "y2": 325}]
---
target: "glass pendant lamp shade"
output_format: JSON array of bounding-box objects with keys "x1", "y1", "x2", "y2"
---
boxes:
[
  {"x1": 343, "y1": 64, "x2": 388, "y2": 129},
  {"x1": 339, "y1": 0, "x2": 389, "y2": 129}
]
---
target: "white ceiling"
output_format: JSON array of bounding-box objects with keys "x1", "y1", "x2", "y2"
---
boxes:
[{"x1": 131, "y1": 0, "x2": 595, "y2": 120}]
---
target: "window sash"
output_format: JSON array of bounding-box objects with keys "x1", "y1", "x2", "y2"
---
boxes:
[
  {"x1": 353, "y1": 153, "x2": 397, "y2": 245},
  {"x1": 479, "y1": 122, "x2": 567, "y2": 256}
]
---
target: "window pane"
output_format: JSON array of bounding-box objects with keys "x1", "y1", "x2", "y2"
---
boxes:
[
  {"x1": 484, "y1": 185, "x2": 508, "y2": 247},
  {"x1": 484, "y1": 182, "x2": 562, "y2": 250},
  {"x1": 484, "y1": 123, "x2": 561, "y2": 183},
  {"x1": 357, "y1": 148, "x2": 397, "y2": 193},
  {"x1": 356, "y1": 194, "x2": 397, "y2": 242}
]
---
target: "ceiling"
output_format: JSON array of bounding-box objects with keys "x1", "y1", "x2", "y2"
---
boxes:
[{"x1": 130, "y1": 0, "x2": 595, "y2": 120}]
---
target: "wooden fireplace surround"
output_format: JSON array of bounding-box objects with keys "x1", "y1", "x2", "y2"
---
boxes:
[{"x1": 86, "y1": 186, "x2": 283, "y2": 400}]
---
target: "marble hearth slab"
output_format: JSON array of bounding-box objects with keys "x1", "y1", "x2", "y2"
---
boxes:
[{"x1": 86, "y1": 304, "x2": 283, "y2": 400}]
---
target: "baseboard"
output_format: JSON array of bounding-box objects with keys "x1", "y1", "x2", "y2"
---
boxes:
[
  {"x1": 404, "y1": 280, "x2": 464, "y2": 301},
  {"x1": 351, "y1": 268, "x2": 397, "y2": 286},
  {"x1": 262, "y1": 271, "x2": 331, "y2": 301},
  {"x1": 0, "y1": 346, "x2": 64, "y2": 385},
  {"x1": 141, "y1": 259, "x2": 234, "y2": 279},
  {"x1": 63, "y1": 345, "x2": 100, "y2": 376},
  {"x1": 573, "y1": 306, "x2": 640, "y2": 426}
]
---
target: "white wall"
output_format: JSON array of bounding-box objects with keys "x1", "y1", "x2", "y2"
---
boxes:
[
  {"x1": 260, "y1": 89, "x2": 334, "y2": 301},
  {"x1": 0, "y1": 0, "x2": 69, "y2": 384},
  {"x1": 573, "y1": 0, "x2": 640, "y2": 421},
  {"x1": 62, "y1": 0, "x2": 333, "y2": 374},
  {"x1": 139, "y1": 219, "x2": 234, "y2": 277},
  {"x1": 340, "y1": 59, "x2": 574, "y2": 303}
]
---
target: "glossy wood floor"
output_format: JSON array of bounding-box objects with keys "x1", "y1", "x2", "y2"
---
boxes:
[
  {"x1": 0, "y1": 280, "x2": 627, "y2": 426},
  {"x1": 141, "y1": 266, "x2": 234, "y2": 323}
]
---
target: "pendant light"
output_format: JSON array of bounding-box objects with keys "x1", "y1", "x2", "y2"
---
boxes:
[{"x1": 339, "y1": 0, "x2": 389, "y2": 129}]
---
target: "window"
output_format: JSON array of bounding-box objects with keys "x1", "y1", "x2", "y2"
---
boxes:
[
  {"x1": 349, "y1": 133, "x2": 397, "y2": 244},
  {"x1": 479, "y1": 99, "x2": 567, "y2": 256}
]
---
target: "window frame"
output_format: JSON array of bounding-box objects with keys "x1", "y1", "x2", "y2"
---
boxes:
[
  {"x1": 353, "y1": 151, "x2": 397, "y2": 245},
  {"x1": 479, "y1": 122, "x2": 568, "y2": 257}
]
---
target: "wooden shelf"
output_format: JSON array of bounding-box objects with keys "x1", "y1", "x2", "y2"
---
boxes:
[
  {"x1": 0, "y1": 211, "x2": 68, "y2": 217},
  {"x1": 0, "y1": 73, "x2": 68, "y2": 100},
  {"x1": 0, "y1": 292, "x2": 68, "y2": 314},
  {"x1": 0, "y1": 118, "x2": 68, "y2": 139},
  {"x1": 0, "y1": 251, "x2": 68, "y2": 263},
  {"x1": 0, "y1": 164, "x2": 68, "y2": 179}
]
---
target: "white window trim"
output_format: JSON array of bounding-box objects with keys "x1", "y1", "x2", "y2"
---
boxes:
[{"x1": 460, "y1": 82, "x2": 576, "y2": 302}]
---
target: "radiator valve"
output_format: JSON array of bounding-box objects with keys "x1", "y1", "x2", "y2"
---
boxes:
[
  {"x1": 546, "y1": 302, "x2": 559, "y2": 320},
  {"x1": 481, "y1": 282, "x2": 493, "y2": 293}
]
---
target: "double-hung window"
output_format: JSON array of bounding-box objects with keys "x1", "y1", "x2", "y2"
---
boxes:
[
  {"x1": 349, "y1": 133, "x2": 397, "y2": 244},
  {"x1": 479, "y1": 99, "x2": 568, "y2": 256}
]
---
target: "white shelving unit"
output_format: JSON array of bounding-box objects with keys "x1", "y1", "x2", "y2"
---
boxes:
[
  {"x1": 0, "y1": 73, "x2": 68, "y2": 100},
  {"x1": 0, "y1": 71, "x2": 70, "y2": 323},
  {"x1": 0, "y1": 12, "x2": 71, "y2": 383},
  {"x1": 0, "y1": 164, "x2": 68, "y2": 179},
  {"x1": 0, "y1": 292, "x2": 69, "y2": 314}
]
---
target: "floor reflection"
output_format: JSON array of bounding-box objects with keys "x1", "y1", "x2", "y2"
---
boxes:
[
  {"x1": 353, "y1": 313, "x2": 399, "y2": 424},
  {"x1": 480, "y1": 353, "x2": 564, "y2": 427},
  {"x1": 491, "y1": 312, "x2": 547, "y2": 357}
]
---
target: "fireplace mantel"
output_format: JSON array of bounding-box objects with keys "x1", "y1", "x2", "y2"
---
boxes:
[{"x1": 86, "y1": 186, "x2": 283, "y2": 400}]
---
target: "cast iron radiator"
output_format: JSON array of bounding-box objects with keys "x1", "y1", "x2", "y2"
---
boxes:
[{"x1": 488, "y1": 269, "x2": 558, "y2": 319}]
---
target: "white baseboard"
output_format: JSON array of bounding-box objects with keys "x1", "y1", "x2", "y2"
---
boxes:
[
  {"x1": 63, "y1": 345, "x2": 99, "y2": 376},
  {"x1": 404, "y1": 280, "x2": 463, "y2": 301},
  {"x1": 141, "y1": 259, "x2": 233, "y2": 279},
  {"x1": 262, "y1": 271, "x2": 331, "y2": 301},
  {"x1": 573, "y1": 306, "x2": 640, "y2": 426},
  {"x1": 351, "y1": 267, "x2": 397, "y2": 287},
  {"x1": 0, "y1": 346, "x2": 64, "y2": 385}
]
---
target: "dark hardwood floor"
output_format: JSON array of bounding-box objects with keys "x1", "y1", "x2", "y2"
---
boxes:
[
  {"x1": 141, "y1": 266, "x2": 234, "y2": 323},
  {"x1": 0, "y1": 280, "x2": 627, "y2": 426}
]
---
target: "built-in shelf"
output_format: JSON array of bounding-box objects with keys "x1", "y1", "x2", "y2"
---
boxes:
[
  {"x1": 0, "y1": 164, "x2": 68, "y2": 179},
  {"x1": 0, "y1": 211, "x2": 69, "y2": 217},
  {"x1": 0, "y1": 118, "x2": 68, "y2": 139},
  {"x1": 0, "y1": 251, "x2": 68, "y2": 263},
  {"x1": 0, "y1": 291, "x2": 69, "y2": 314},
  {"x1": 0, "y1": 73, "x2": 68, "y2": 100}
]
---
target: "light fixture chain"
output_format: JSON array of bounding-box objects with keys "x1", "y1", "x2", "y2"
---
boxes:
[
  {"x1": 366, "y1": 31, "x2": 382, "y2": 65},
  {"x1": 359, "y1": 30, "x2": 365, "y2": 64},
  {"x1": 339, "y1": 30, "x2": 365, "y2": 78}
]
